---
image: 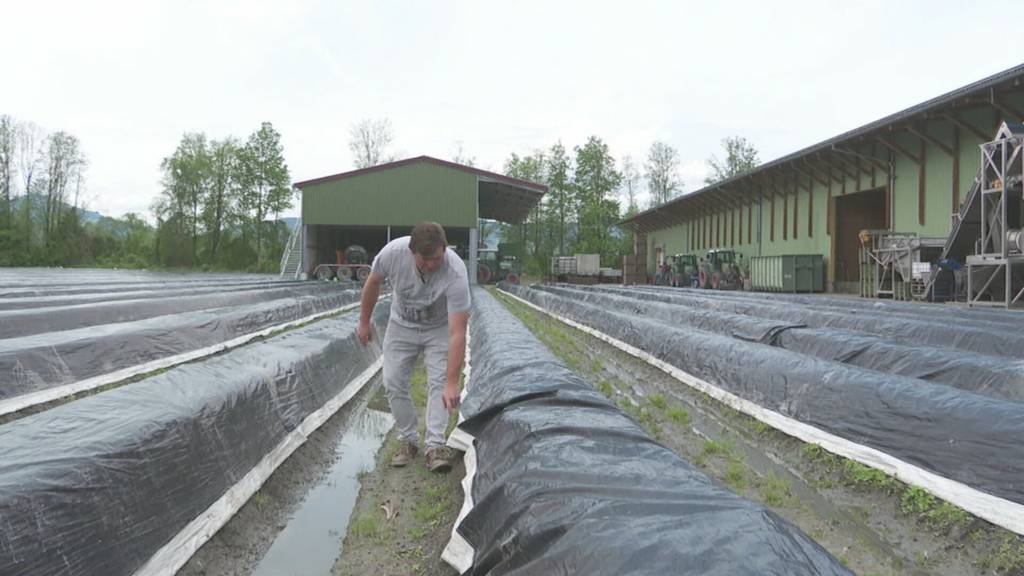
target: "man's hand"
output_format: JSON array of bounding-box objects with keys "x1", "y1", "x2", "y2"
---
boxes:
[
  {"x1": 443, "y1": 381, "x2": 460, "y2": 412},
  {"x1": 357, "y1": 320, "x2": 372, "y2": 345}
]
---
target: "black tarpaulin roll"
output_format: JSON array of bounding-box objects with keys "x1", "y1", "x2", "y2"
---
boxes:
[
  {"x1": 0, "y1": 288, "x2": 361, "y2": 401},
  {"x1": 578, "y1": 283, "x2": 1024, "y2": 359},
  {"x1": 450, "y1": 288, "x2": 850, "y2": 576},
  {"x1": 0, "y1": 282, "x2": 352, "y2": 339},
  {"x1": 0, "y1": 305, "x2": 388, "y2": 576},
  {"x1": 501, "y1": 283, "x2": 1024, "y2": 510},
  {"x1": 531, "y1": 283, "x2": 1024, "y2": 402}
]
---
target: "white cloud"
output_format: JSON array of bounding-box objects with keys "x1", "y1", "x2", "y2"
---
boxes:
[{"x1": 1, "y1": 0, "x2": 1019, "y2": 221}]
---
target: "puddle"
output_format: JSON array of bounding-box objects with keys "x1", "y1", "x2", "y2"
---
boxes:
[{"x1": 252, "y1": 407, "x2": 393, "y2": 576}]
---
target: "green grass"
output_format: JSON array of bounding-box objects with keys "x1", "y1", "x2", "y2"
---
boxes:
[
  {"x1": 665, "y1": 405, "x2": 691, "y2": 426},
  {"x1": 410, "y1": 363, "x2": 428, "y2": 408},
  {"x1": 413, "y1": 485, "x2": 447, "y2": 525},
  {"x1": 596, "y1": 380, "x2": 615, "y2": 397},
  {"x1": 760, "y1": 471, "x2": 793, "y2": 507},
  {"x1": 981, "y1": 535, "x2": 1024, "y2": 574},
  {"x1": 648, "y1": 394, "x2": 668, "y2": 410},
  {"x1": 251, "y1": 491, "x2": 270, "y2": 510},
  {"x1": 349, "y1": 514, "x2": 382, "y2": 539},
  {"x1": 701, "y1": 439, "x2": 739, "y2": 461},
  {"x1": 900, "y1": 487, "x2": 971, "y2": 532},
  {"x1": 724, "y1": 462, "x2": 747, "y2": 490},
  {"x1": 841, "y1": 460, "x2": 898, "y2": 492}
]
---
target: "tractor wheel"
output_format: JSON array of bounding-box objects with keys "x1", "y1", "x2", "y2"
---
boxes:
[
  {"x1": 315, "y1": 267, "x2": 334, "y2": 281},
  {"x1": 355, "y1": 267, "x2": 371, "y2": 282},
  {"x1": 477, "y1": 263, "x2": 492, "y2": 284},
  {"x1": 505, "y1": 272, "x2": 519, "y2": 285},
  {"x1": 336, "y1": 265, "x2": 352, "y2": 281},
  {"x1": 698, "y1": 269, "x2": 709, "y2": 288},
  {"x1": 712, "y1": 272, "x2": 722, "y2": 290}
]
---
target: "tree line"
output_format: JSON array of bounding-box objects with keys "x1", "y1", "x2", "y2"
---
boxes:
[
  {"x1": 0, "y1": 115, "x2": 293, "y2": 271},
  {"x1": 0, "y1": 112, "x2": 757, "y2": 274}
]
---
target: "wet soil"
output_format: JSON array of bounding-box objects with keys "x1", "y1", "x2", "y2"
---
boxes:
[{"x1": 178, "y1": 376, "x2": 390, "y2": 576}]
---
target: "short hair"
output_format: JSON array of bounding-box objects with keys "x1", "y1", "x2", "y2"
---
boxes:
[{"x1": 409, "y1": 222, "x2": 448, "y2": 256}]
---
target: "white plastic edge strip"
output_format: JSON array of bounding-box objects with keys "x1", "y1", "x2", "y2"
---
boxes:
[
  {"x1": 498, "y1": 287, "x2": 1024, "y2": 536},
  {"x1": 0, "y1": 302, "x2": 361, "y2": 418},
  {"x1": 443, "y1": 319, "x2": 476, "y2": 573},
  {"x1": 132, "y1": 356, "x2": 383, "y2": 576}
]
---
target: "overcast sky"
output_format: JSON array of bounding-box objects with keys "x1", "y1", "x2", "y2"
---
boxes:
[{"x1": 2, "y1": 0, "x2": 1021, "y2": 220}]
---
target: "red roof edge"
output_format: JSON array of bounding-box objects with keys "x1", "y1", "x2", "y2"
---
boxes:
[{"x1": 293, "y1": 155, "x2": 548, "y2": 193}]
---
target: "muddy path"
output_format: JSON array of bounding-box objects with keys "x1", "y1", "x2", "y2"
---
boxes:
[
  {"x1": 332, "y1": 364, "x2": 463, "y2": 576},
  {"x1": 492, "y1": 287, "x2": 1024, "y2": 576},
  {"x1": 178, "y1": 375, "x2": 392, "y2": 576}
]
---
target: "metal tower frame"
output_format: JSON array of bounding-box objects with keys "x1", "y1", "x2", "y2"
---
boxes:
[{"x1": 966, "y1": 122, "x2": 1024, "y2": 308}]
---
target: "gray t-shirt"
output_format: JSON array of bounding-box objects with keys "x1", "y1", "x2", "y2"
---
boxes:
[{"x1": 371, "y1": 236, "x2": 471, "y2": 329}]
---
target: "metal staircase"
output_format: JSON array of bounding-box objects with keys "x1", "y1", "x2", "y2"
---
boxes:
[{"x1": 279, "y1": 220, "x2": 304, "y2": 279}]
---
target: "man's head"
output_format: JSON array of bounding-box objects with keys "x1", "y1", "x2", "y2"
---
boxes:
[{"x1": 409, "y1": 221, "x2": 448, "y2": 273}]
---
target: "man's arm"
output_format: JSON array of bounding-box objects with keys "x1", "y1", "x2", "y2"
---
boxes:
[
  {"x1": 357, "y1": 272, "x2": 383, "y2": 345},
  {"x1": 442, "y1": 310, "x2": 469, "y2": 411}
]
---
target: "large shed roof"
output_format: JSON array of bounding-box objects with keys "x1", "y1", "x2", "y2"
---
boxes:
[
  {"x1": 623, "y1": 63, "x2": 1024, "y2": 233},
  {"x1": 294, "y1": 156, "x2": 547, "y2": 224}
]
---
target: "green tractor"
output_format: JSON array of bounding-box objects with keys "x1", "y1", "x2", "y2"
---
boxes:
[
  {"x1": 698, "y1": 249, "x2": 744, "y2": 290},
  {"x1": 476, "y1": 242, "x2": 522, "y2": 285},
  {"x1": 670, "y1": 254, "x2": 699, "y2": 288}
]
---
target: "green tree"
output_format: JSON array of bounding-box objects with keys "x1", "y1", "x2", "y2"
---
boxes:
[
  {"x1": 0, "y1": 115, "x2": 15, "y2": 260},
  {"x1": 546, "y1": 143, "x2": 572, "y2": 256},
  {"x1": 206, "y1": 138, "x2": 240, "y2": 263},
  {"x1": 573, "y1": 136, "x2": 621, "y2": 266},
  {"x1": 706, "y1": 135, "x2": 759, "y2": 184},
  {"x1": 646, "y1": 141, "x2": 681, "y2": 207},
  {"x1": 159, "y1": 133, "x2": 210, "y2": 266},
  {"x1": 41, "y1": 131, "x2": 85, "y2": 256},
  {"x1": 503, "y1": 151, "x2": 548, "y2": 275},
  {"x1": 239, "y1": 122, "x2": 291, "y2": 271}
]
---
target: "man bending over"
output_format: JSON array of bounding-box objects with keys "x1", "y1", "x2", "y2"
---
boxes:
[{"x1": 357, "y1": 222, "x2": 470, "y2": 473}]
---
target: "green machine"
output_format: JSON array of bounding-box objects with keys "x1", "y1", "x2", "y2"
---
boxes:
[
  {"x1": 477, "y1": 242, "x2": 522, "y2": 284},
  {"x1": 699, "y1": 249, "x2": 744, "y2": 290},
  {"x1": 670, "y1": 254, "x2": 698, "y2": 287}
]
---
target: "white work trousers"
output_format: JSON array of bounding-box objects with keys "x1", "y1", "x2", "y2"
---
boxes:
[{"x1": 382, "y1": 321, "x2": 449, "y2": 449}]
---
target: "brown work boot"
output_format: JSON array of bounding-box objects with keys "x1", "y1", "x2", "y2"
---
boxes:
[
  {"x1": 391, "y1": 441, "x2": 418, "y2": 467},
  {"x1": 425, "y1": 445, "x2": 456, "y2": 473}
]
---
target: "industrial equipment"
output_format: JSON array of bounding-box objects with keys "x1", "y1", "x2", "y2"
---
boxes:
[
  {"x1": 859, "y1": 231, "x2": 945, "y2": 300},
  {"x1": 670, "y1": 254, "x2": 698, "y2": 287},
  {"x1": 965, "y1": 122, "x2": 1024, "y2": 308},
  {"x1": 699, "y1": 249, "x2": 744, "y2": 290},
  {"x1": 479, "y1": 243, "x2": 523, "y2": 285}
]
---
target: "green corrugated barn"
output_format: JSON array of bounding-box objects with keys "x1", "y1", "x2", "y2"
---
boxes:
[
  {"x1": 293, "y1": 156, "x2": 546, "y2": 282},
  {"x1": 623, "y1": 64, "x2": 1024, "y2": 292}
]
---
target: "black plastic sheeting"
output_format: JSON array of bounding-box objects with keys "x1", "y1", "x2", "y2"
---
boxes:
[
  {"x1": 0, "y1": 279, "x2": 292, "y2": 310},
  {"x1": 0, "y1": 269, "x2": 280, "y2": 296},
  {"x1": 0, "y1": 303, "x2": 388, "y2": 576},
  {"x1": 593, "y1": 284, "x2": 1024, "y2": 359},
  {"x1": 531, "y1": 284, "x2": 1024, "y2": 403},
  {"x1": 634, "y1": 284, "x2": 1024, "y2": 328},
  {"x1": 0, "y1": 287, "x2": 362, "y2": 401},
  {"x1": 501, "y1": 283, "x2": 1024, "y2": 507},
  {"x1": 0, "y1": 282, "x2": 357, "y2": 339},
  {"x1": 453, "y1": 288, "x2": 851, "y2": 576}
]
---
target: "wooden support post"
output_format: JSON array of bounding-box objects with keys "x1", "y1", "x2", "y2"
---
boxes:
[
  {"x1": 807, "y1": 175, "x2": 814, "y2": 238},
  {"x1": 952, "y1": 124, "x2": 960, "y2": 213},
  {"x1": 919, "y1": 138, "x2": 926, "y2": 226}
]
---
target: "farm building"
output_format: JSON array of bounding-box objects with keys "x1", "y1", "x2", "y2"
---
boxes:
[
  {"x1": 288, "y1": 156, "x2": 546, "y2": 283},
  {"x1": 623, "y1": 64, "x2": 1024, "y2": 293}
]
